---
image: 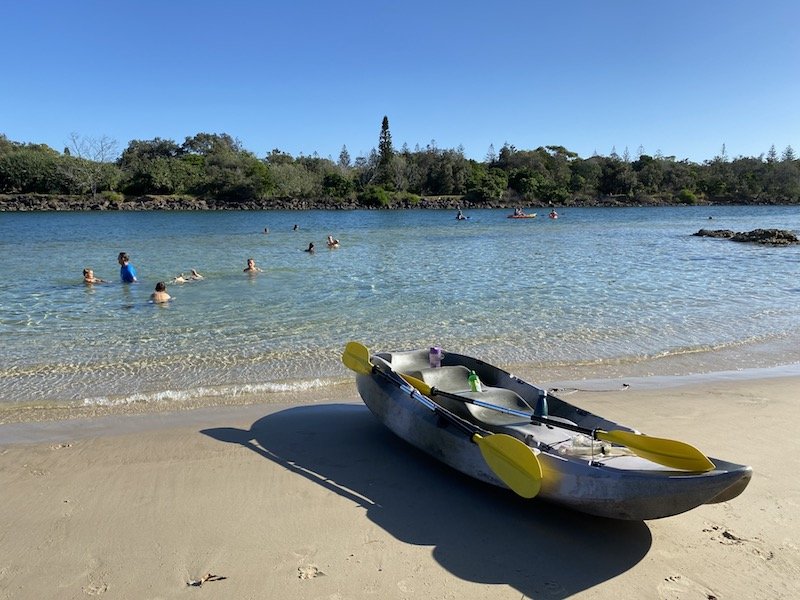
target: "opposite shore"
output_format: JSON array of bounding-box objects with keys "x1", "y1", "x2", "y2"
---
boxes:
[{"x1": 1, "y1": 193, "x2": 794, "y2": 212}]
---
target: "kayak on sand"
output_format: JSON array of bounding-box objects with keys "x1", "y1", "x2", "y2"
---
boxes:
[{"x1": 342, "y1": 342, "x2": 752, "y2": 520}]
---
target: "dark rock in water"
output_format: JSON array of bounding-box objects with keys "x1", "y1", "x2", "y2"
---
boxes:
[
  {"x1": 693, "y1": 229, "x2": 736, "y2": 239},
  {"x1": 731, "y1": 228, "x2": 799, "y2": 245},
  {"x1": 694, "y1": 228, "x2": 799, "y2": 245}
]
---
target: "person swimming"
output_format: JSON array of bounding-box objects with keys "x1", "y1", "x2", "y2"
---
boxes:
[
  {"x1": 305, "y1": 242, "x2": 315, "y2": 253},
  {"x1": 172, "y1": 269, "x2": 203, "y2": 283},
  {"x1": 243, "y1": 258, "x2": 262, "y2": 272},
  {"x1": 326, "y1": 235, "x2": 340, "y2": 248},
  {"x1": 82, "y1": 268, "x2": 106, "y2": 284}
]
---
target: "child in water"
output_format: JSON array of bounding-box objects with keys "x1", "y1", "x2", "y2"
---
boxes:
[
  {"x1": 150, "y1": 281, "x2": 171, "y2": 303},
  {"x1": 83, "y1": 268, "x2": 106, "y2": 284}
]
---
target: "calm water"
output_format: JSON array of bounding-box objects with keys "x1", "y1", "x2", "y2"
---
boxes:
[{"x1": 1, "y1": 206, "x2": 799, "y2": 415}]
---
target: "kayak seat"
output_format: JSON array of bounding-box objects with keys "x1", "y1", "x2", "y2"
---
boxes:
[
  {"x1": 413, "y1": 367, "x2": 535, "y2": 427},
  {"x1": 460, "y1": 388, "x2": 535, "y2": 427},
  {"x1": 386, "y1": 350, "x2": 433, "y2": 375},
  {"x1": 417, "y1": 366, "x2": 473, "y2": 392}
]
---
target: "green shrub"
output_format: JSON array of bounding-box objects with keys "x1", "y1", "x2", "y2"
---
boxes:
[
  {"x1": 101, "y1": 190, "x2": 125, "y2": 203},
  {"x1": 359, "y1": 185, "x2": 390, "y2": 207},
  {"x1": 397, "y1": 191, "x2": 421, "y2": 205},
  {"x1": 676, "y1": 188, "x2": 697, "y2": 204}
]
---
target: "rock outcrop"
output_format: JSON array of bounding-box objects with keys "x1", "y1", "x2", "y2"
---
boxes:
[{"x1": 693, "y1": 228, "x2": 799, "y2": 245}]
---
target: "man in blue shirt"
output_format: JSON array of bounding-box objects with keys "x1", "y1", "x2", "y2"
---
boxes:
[{"x1": 118, "y1": 252, "x2": 138, "y2": 283}]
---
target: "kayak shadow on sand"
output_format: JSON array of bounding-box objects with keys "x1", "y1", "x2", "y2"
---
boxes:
[{"x1": 201, "y1": 403, "x2": 652, "y2": 599}]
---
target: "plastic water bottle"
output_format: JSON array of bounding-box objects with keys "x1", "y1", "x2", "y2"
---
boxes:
[
  {"x1": 468, "y1": 370, "x2": 482, "y2": 392},
  {"x1": 535, "y1": 389, "x2": 548, "y2": 417},
  {"x1": 429, "y1": 346, "x2": 442, "y2": 368}
]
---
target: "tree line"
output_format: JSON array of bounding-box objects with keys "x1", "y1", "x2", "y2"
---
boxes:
[{"x1": 1, "y1": 117, "x2": 798, "y2": 207}]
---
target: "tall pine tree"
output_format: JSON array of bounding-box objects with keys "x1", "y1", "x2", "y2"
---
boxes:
[{"x1": 376, "y1": 116, "x2": 394, "y2": 186}]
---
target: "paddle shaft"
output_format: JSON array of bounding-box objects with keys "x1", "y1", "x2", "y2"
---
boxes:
[{"x1": 429, "y1": 386, "x2": 614, "y2": 440}]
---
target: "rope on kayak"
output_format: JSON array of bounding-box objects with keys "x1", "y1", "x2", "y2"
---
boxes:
[{"x1": 549, "y1": 383, "x2": 630, "y2": 395}]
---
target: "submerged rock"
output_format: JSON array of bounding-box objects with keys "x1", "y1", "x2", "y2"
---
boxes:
[{"x1": 693, "y1": 228, "x2": 799, "y2": 245}]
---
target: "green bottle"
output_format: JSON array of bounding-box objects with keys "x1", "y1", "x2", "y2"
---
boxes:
[
  {"x1": 468, "y1": 370, "x2": 482, "y2": 392},
  {"x1": 534, "y1": 389, "x2": 548, "y2": 417}
]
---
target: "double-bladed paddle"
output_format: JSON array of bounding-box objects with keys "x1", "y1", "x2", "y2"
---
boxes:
[
  {"x1": 399, "y1": 371, "x2": 716, "y2": 473},
  {"x1": 342, "y1": 342, "x2": 543, "y2": 498}
]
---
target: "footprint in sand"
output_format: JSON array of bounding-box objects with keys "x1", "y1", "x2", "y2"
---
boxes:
[
  {"x1": 82, "y1": 583, "x2": 107, "y2": 595},
  {"x1": 657, "y1": 574, "x2": 718, "y2": 600},
  {"x1": 702, "y1": 524, "x2": 774, "y2": 560},
  {"x1": 298, "y1": 565, "x2": 325, "y2": 579}
]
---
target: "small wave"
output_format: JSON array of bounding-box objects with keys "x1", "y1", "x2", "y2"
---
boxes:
[{"x1": 81, "y1": 378, "x2": 340, "y2": 407}]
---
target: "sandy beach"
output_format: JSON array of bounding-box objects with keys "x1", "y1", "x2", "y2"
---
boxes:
[{"x1": 1, "y1": 374, "x2": 799, "y2": 599}]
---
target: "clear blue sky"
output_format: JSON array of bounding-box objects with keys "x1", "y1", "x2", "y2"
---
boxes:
[{"x1": 4, "y1": 0, "x2": 798, "y2": 163}]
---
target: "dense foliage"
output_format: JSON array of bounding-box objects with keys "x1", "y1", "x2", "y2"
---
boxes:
[{"x1": 1, "y1": 119, "x2": 798, "y2": 206}]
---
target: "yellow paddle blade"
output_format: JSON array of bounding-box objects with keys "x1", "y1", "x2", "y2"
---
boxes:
[
  {"x1": 342, "y1": 341, "x2": 374, "y2": 375},
  {"x1": 597, "y1": 430, "x2": 715, "y2": 472},
  {"x1": 473, "y1": 433, "x2": 542, "y2": 498},
  {"x1": 400, "y1": 373, "x2": 433, "y2": 396}
]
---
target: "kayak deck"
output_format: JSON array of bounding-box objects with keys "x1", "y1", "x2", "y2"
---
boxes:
[{"x1": 390, "y1": 353, "x2": 648, "y2": 468}]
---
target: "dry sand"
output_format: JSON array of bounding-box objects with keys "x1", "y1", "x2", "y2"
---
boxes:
[{"x1": 1, "y1": 375, "x2": 798, "y2": 599}]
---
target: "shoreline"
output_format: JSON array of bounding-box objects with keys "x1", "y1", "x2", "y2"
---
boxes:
[
  {"x1": 1, "y1": 370, "x2": 797, "y2": 598},
  {"x1": 2, "y1": 348, "x2": 799, "y2": 428},
  {"x1": 5, "y1": 193, "x2": 796, "y2": 212},
  {"x1": 2, "y1": 359, "x2": 799, "y2": 441}
]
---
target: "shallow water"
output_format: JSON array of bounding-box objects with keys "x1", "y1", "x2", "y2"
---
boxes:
[{"x1": 1, "y1": 206, "x2": 799, "y2": 418}]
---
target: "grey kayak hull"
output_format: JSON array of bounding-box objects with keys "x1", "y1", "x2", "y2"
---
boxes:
[{"x1": 354, "y1": 350, "x2": 752, "y2": 521}]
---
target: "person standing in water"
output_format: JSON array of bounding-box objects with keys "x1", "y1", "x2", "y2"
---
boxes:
[{"x1": 118, "y1": 252, "x2": 137, "y2": 283}]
